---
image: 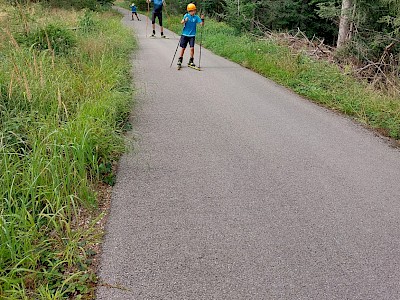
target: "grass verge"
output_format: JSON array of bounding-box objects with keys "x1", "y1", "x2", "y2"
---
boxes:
[
  {"x1": 114, "y1": 0, "x2": 131, "y2": 10},
  {"x1": 0, "y1": 3, "x2": 136, "y2": 299},
  {"x1": 167, "y1": 17, "x2": 400, "y2": 139}
]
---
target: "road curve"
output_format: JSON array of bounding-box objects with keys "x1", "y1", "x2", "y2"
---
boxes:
[{"x1": 97, "y1": 7, "x2": 400, "y2": 299}]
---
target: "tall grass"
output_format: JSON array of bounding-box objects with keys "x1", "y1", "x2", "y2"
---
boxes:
[
  {"x1": 0, "y1": 3, "x2": 135, "y2": 299},
  {"x1": 168, "y1": 18, "x2": 400, "y2": 139}
]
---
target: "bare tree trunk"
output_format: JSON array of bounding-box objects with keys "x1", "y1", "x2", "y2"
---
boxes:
[{"x1": 337, "y1": 0, "x2": 353, "y2": 49}]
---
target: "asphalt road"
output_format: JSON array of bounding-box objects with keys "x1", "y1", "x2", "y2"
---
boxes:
[{"x1": 97, "y1": 7, "x2": 400, "y2": 299}]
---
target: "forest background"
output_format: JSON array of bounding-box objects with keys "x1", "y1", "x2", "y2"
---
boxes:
[{"x1": 136, "y1": 0, "x2": 400, "y2": 92}]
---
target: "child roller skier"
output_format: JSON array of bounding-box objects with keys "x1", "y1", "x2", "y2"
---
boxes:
[
  {"x1": 177, "y1": 3, "x2": 204, "y2": 69},
  {"x1": 130, "y1": 3, "x2": 141, "y2": 21}
]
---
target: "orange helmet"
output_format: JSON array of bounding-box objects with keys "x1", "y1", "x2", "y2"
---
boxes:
[{"x1": 187, "y1": 3, "x2": 196, "y2": 11}]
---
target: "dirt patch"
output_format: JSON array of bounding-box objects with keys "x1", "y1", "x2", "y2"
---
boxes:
[
  {"x1": 89, "y1": 182, "x2": 113, "y2": 273},
  {"x1": 67, "y1": 179, "x2": 113, "y2": 299}
]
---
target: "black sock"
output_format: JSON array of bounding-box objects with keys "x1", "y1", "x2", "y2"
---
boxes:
[
  {"x1": 161, "y1": 32, "x2": 164, "y2": 36},
  {"x1": 153, "y1": 30, "x2": 155, "y2": 34}
]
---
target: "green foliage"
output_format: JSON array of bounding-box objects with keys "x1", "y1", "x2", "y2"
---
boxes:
[
  {"x1": 99, "y1": 162, "x2": 116, "y2": 186},
  {"x1": 4, "y1": 0, "x2": 114, "y2": 10},
  {"x1": 43, "y1": 0, "x2": 114, "y2": 10},
  {"x1": 16, "y1": 23, "x2": 77, "y2": 54},
  {"x1": 164, "y1": 0, "x2": 340, "y2": 43},
  {"x1": 0, "y1": 3, "x2": 136, "y2": 299},
  {"x1": 202, "y1": 0, "x2": 225, "y2": 18},
  {"x1": 316, "y1": 0, "x2": 400, "y2": 59},
  {"x1": 79, "y1": 10, "x2": 98, "y2": 33}
]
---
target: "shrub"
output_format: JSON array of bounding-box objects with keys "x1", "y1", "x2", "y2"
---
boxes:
[
  {"x1": 79, "y1": 10, "x2": 98, "y2": 33},
  {"x1": 44, "y1": 0, "x2": 113, "y2": 10},
  {"x1": 16, "y1": 23, "x2": 77, "y2": 54}
]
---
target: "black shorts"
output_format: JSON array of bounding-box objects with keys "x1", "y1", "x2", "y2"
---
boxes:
[
  {"x1": 152, "y1": 11, "x2": 162, "y2": 26},
  {"x1": 180, "y1": 35, "x2": 195, "y2": 49}
]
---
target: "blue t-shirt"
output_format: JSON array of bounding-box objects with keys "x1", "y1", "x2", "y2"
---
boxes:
[
  {"x1": 182, "y1": 13, "x2": 202, "y2": 37},
  {"x1": 152, "y1": 0, "x2": 163, "y2": 12},
  {"x1": 131, "y1": 4, "x2": 137, "y2": 12}
]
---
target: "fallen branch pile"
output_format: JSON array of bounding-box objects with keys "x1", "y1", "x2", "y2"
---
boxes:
[{"x1": 250, "y1": 21, "x2": 400, "y2": 94}]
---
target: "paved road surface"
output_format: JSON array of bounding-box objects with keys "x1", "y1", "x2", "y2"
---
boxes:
[{"x1": 97, "y1": 7, "x2": 400, "y2": 299}]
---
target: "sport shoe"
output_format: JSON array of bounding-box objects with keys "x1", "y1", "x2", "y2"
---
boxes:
[
  {"x1": 150, "y1": 33, "x2": 155, "y2": 37},
  {"x1": 161, "y1": 35, "x2": 167, "y2": 38},
  {"x1": 188, "y1": 58, "x2": 195, "y2": 67},
  {"x1": 177, "y1": 57, "x2": 183, "y2": 66}
]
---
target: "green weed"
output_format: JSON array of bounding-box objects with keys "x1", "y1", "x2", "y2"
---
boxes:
[
  {"x1": 79, "y1": 10, "x2": 98, "y2": 34},
  {"x1": 1, "y1": 3, "x2": 136, "y2": 299},
  {"x1": 15, "y1": 23, "x2": 77, "y2": 54}
]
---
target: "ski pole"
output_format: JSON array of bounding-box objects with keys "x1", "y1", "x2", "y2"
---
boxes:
[
  {"x1": 170, "y1": 17, "x2": 189, "y2": 68},
  {"x1": 198, "y1": 25, "x2": 203, "y2": 68},
  {"x1": 146, "y1": 0, "x2": 150, "y2": 37},
  {"x1": 170, "y1": 36, "x2": 181, "y2": 68},
  {"x1": 163, "y1": 1, "x2": 169, "y2": 32}
]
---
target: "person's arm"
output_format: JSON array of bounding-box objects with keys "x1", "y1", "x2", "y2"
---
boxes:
[
  {"x1": 196, "y1": 14, "x2": 204, "y2": 26},
  {"x1": 181, "y1": 13, "x2": 188, "y2": 24}
]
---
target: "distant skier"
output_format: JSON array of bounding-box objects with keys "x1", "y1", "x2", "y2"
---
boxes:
[
  {"x1": 130, "y1": 3, "x2": 140, "y2": 21},
  {"x1": 147, "y1": 0, "x2": 166, "y2": 38},
  {"x1": 177, "y1": 3, "x2": 204, "y2": 69}
]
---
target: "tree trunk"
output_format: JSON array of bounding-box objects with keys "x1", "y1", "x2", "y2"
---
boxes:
[{"x1": 337, "y1": 0, "x2": 353, "y2": 49}]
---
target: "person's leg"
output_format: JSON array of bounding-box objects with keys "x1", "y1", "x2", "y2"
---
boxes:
[
  {"x1": 178, "y1": 36, "x2": 188, "y2": 65},
  {"x1": 180, "y1": 47, "x2": 187, "y2": 56},
  {"x1": 151, "y1": 12, "x2": 156, "y2": 35},
  {"x1": 131, "y1": 12, "x2": 134, "y2": 20},
  {"x1": 158, "y1": 12, "x2": 164, "y2": 37},
  {"x1": 179, "y1": 48, "x2": 185, "y2": 60},
  {"x1": 188, "y1": 37, "x2": 196, "y2": 65},
  {"x1": 178, "y1": 48, "x2": 185, "y2": 66},
  {"x1": 135, "y1": 12, "x2": 140, "y2": 21}
]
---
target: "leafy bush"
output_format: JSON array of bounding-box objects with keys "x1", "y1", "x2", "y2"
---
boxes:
[
  {"x1": 44, "y1": 0, "x2": 114, "y2": 10},
  {"x1": 79, "y1": 10, "x2": 98, "y2": 33},
  {"x1": 16, "y1": 23, "x2": 77, "y2": 54}
]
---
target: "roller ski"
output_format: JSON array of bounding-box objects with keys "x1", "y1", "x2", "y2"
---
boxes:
[
  {"x1": 188, "y1": 64, "x2": 201, "y2": 71},
  {"x1": 188, "y1": 58, "x2": 201, "y2": 71},
  {"x1": 150, "y1": 34, "x2": 168, "y2": 39}
]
